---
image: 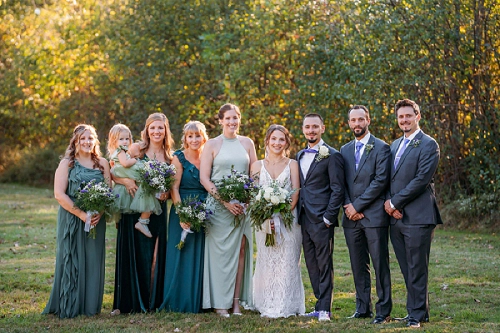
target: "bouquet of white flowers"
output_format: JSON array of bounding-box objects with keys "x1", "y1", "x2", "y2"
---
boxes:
[
  {"x1": 175, "y1": 196, "x2": 213, "y2": 250},
  {"x1": 248, "y1": 180, "x2": 297, "y2": 246},
  {"x1": 74, "y1": 179, "x2": 118, "y2": 238},
  {"x1": 213, "y1": 166, "x2": 258, "y2": 227},
  {"x1": 138, "y1": 159, "x2": 176, "y2": 197}
]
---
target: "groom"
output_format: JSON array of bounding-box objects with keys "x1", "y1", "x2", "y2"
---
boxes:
[{"x1": 297, "y1": 113, "x2": 345, "y2": 322}]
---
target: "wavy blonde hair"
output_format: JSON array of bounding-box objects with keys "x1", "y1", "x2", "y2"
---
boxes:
[
  {"x1": 64, "y1": 124, "x2": 103, "y2": 173},
  {"x1": 107, "y1": 124, "x2": 132, "y2": 156},
  {"x1": 139, "y1": 113, "x2": 174, "y2": 162}
]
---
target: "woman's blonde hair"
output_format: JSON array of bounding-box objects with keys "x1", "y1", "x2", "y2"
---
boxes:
[
  {"x1": 139, "y1": 113, "x2": 175, "y2": 162},
  {"x1": 181, "y1": 121, "x2": 208, "y2": 149},
  {"x1": 64, "y1": 124, "x2": 103, "y2": 172},
  {"x1": 107, "y1": 124, "x2": 132, "y2": 156}
]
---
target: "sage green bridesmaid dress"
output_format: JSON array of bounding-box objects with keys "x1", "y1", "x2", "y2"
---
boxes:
[
  {"x1": 43, "y1": 161, "x2": 106, "y2": 318},
  {"x1": 202, "y1": 136, "x2": 254, "y2": 310}
]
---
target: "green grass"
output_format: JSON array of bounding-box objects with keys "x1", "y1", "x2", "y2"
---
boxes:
[{"x1": 0, "y1": 183, "x2": 499, "y2": 332}]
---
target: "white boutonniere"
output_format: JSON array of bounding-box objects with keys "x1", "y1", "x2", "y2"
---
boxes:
[
  {"x1": 316, "y1": 146, "x2": 330, "y2": 162},
  {"x1": 364, "y1": 143, "x2": 374, "y2": 155},
  {"x1": 410, "y1": 139, "x2": 421, "y2": 148}
]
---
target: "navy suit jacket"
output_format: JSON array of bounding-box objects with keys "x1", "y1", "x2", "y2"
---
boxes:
[
  {"x1": 340, "y1": 134, "x2": 391, "y2": 228},
  {"x1": 388, "y1": 131, "x2": 442, "y2": 225},
  {"x1": 296, "y1": 143, "x2": 345, "y2": 227}
]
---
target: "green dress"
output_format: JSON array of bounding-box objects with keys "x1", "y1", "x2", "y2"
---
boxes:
[
  {"x1": 111, "y1": 146, "x2": 162, "y2": 215},
  {"x1": 113, "y1": 155, "x2": 167, "y2": 313},
  {"x1": 159, "y1": 150, "x2": 207, "y2": 313},
  {"x1": 43, "y1": 161, "x2": 106, "y2": 318},
  {"x1": 202, "y1": 136, "x2": 254, "y2": 310}
]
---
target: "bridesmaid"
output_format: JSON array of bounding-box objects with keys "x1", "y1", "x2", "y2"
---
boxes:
[
  {"x1": 159, "y1": 121, "x2": 208, "y2": 313},
  {"x1": 200, "y1": 104, "x2": 257, "y2": 317},
  {"x1": 112, "y1": 113, "x2": 173, "y2": 313},
  {"x1": 43, "y1": 124, "x2": 110, "y2": 318}
]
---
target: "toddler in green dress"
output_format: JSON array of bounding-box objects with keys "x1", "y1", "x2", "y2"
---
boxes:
[{"x1": 108, "y1": 124, "x2": 162, "y2": 237}]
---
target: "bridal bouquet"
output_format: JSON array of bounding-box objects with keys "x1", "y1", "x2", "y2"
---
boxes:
[
  {"x1": 248, "y1": 180, "x2": 296, "y2": 246},
  {"x1": 74, "y1": 179, "x2": 118, "y2": 238},
  {"x1": 175, "y1": 196, "x2": 213, "y2": 250},
  {"x1": 213, "y1": 166, "x2": 258, "y2": 227},
  {"x1": 138, "y1": 159, "x2": 176, "y2": 197}
]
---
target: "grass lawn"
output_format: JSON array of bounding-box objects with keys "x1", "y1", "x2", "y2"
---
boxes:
[{"x1": 0, "y1": 183, "x2": 499, "y2": 332}]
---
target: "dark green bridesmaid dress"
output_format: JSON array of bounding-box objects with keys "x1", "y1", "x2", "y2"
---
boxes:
[{"x1": 159, "y1": 150, "x2": 207, "y2": 313}]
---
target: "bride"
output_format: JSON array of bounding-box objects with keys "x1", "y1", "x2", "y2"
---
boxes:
[{"x1": 250, "y1": 124, "x2": 305, "y2": 318}]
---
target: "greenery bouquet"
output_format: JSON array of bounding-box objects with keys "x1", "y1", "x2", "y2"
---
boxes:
[
  {"x1": 175, "y1": 196, "x2": 213, "y2": 250},
  {"x1": 74, "y1": 179, "x2": 118, "y2": 238},
  {"x1": 138, "y1": 159, "x2": 176, "y2": 197},
  {"x1": 213, "y1": 166, "x2": 258, "y2": 227},
  {"x1": 248, "y1": 180, "x2": 296, "y2": 247}
]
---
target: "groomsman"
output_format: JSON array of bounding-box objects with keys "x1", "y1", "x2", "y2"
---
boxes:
[
  {"x1": 296, "y1": 113, "x2": 344, "y2": 322},
  {"x1": 340, "y1": 105, "x2": 392, "y2": 324},
  {"x1": 384, "y1": 99, "x2": 442, "y2": 328}
]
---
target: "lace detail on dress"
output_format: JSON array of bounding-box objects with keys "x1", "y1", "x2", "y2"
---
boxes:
[{"x1": 252, "y1": 161, "x2": 305, "y2": 318}]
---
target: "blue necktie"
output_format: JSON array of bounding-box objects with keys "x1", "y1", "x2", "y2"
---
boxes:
[
  {"x1": 355, "y1": 141, "x2": 363, "y2": 170},
  {"x1": 303, "y1": 148, "x2": 317, "y2": 154},
  {"x1": 394, "y1": 138, "x2": 410, "y2": 168}
]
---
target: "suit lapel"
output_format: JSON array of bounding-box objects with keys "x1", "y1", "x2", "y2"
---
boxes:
[
  {"x1": 297, "y1": 150, "x2": 306, "y2": 183},
  {"x1": 394, "y1": 132, "x2": 424, "y2": 175},
  {"x1": 305, "y1": 153, "x2": 319, "y2": 180},
  {"x1": 354, "y1": 136, "x2": 375, "y2": 179}
]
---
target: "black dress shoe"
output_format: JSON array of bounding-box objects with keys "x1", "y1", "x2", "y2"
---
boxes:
[
  {"x1": 348, "y1": 311, "x2": 373, "y2": 319},
  {"x1": 407, "y1": 319, "x2": 420, "y2": 328},
  {"x1": 395, "y1": 314, "x2": 429, "y2": 322},
  {"x1": 371, "y1": 315, "x2": 390, "y2": 324}
]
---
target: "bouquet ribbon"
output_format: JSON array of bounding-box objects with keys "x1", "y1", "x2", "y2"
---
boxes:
[
  {"x1": 263, "y1": 213, "x2": 283, "y2": 245},
  {"x1": 271, "y1": 213, "x2": 283, "y2": 244},
  {"x1": 229, "y1": 199, "x2": 247, "y2": 214},
  {"x1": 84, "y1": 211, "x2": 98, "y2": 233},
  {"x1": 176, "y1": 227, "x2": 194, "y2": 250}
]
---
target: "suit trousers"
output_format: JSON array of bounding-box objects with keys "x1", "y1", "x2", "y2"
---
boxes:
[
  {"x1": 390, "y1": 221, "x2": 435, "y2": 322},
  {"x1": 344, "y1": 226, "x2": 392, "y2": 317},
  {"x1": 300, "y1": 213, "x2": 334, "y2": 312}
]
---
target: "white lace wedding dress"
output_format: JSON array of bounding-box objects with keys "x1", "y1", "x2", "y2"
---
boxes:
[{"x1": 253, "y1": 161, "x2": 305, "y2": 318}]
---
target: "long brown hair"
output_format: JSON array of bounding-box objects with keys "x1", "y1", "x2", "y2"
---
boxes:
[
  {"x1": 264, "y1": 124, "x2": 292, "y2": 157},
  {"x1": 64, "y1": 124, "x2": 103, "y2": 173},
  {"x1": 139, "y1": 113, "x2": 174, "y2": 162}
]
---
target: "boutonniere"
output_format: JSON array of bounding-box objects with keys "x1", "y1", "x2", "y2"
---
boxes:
[
  {"x1": 364, "y1": 143, "x2": 374, "y2": 154},
  {"x1": 409, "y1": 139, "x2": 421, "y2": 148},
  {"x1": 316, "y1": 146, "x2": 330, "y2": 162}
]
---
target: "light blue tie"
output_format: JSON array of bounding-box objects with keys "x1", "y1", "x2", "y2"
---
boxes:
[
  {"x1": 355, "y1": 141, "x2": 363, "y2": 170},
  {"x1": 394, "y1": 138, "x2": 410, "y2": 168}
]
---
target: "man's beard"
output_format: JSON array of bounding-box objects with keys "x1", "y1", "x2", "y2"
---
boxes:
[{"x1": 353, "y1": 127, "x2": 367, "y2": 138}]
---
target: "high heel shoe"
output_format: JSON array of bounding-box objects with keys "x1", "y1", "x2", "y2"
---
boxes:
[{"x1": 215, "y1": 309, "x2": 230, "y2": 318}]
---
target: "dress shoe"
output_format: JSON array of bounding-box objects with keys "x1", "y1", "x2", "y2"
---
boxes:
[
  {"x1": 407, "y1": 318, "x2": 421, "y2": 328},
  {"x1": 348, "y1": 311, "x2": 373, "y2": 319},
  {"x1": 395, "y1": 314, "x2": 429, "y2": 322},
  {"x1": 371, "y1": 315, "x2": 390, "y2": 324},
  {"x1": 318, "y1": 311, "x2": 331, "y2": 322},
  {"x1": 302, "y1": 310, "x2": 320, "y2": 318}
]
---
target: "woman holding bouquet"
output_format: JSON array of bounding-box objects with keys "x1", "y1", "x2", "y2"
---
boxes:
[
  {"x1": 250, "y1": 124, "x2": 305, "y2": 318},
  {"x1": 43, "y1": 124, "x2": 111, "y2": 318},
  {"x1": 112, "y1": 113, "x2": 173, "y2": 313},
  {"x1": 159, "y1": 121, "x2": 209, "y2": 313},
  {"x1": 200, "y1": 104, "x2": 257, "y2": 316}
]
